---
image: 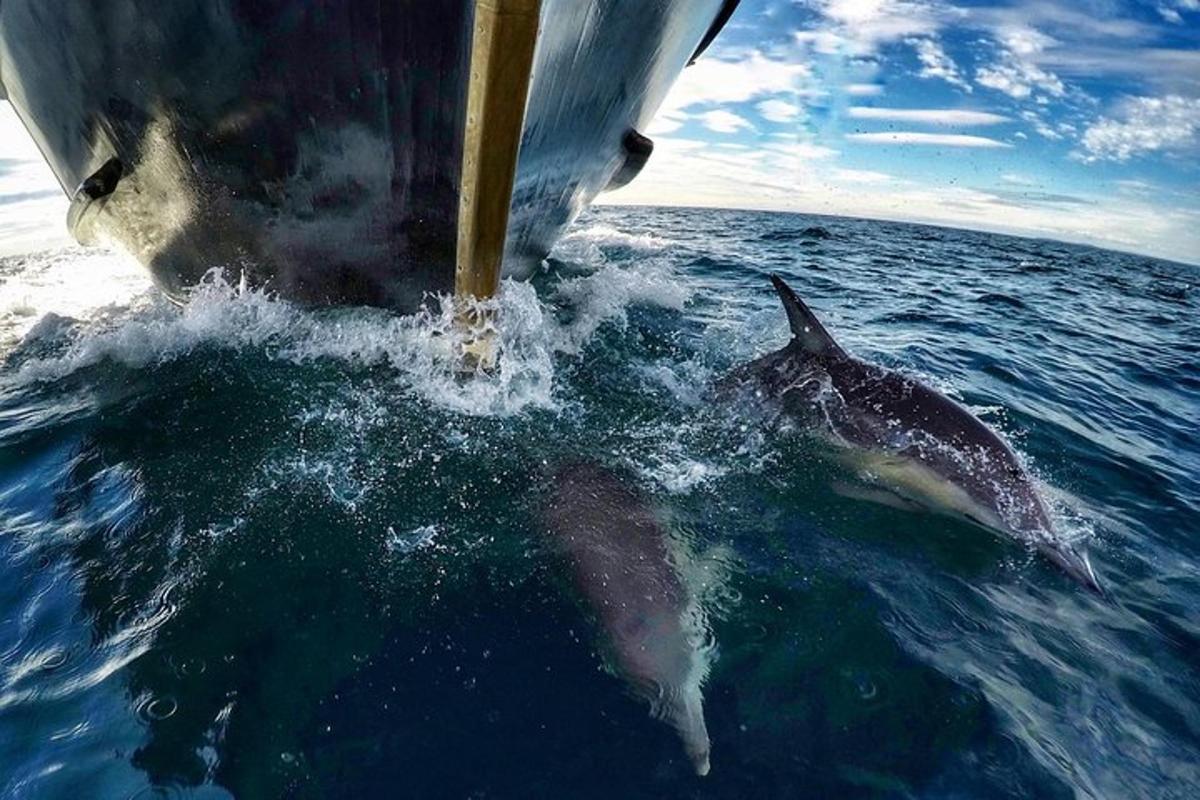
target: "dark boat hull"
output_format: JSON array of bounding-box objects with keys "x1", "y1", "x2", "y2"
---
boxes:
[{"x1": 0, "y1": 0, "x2": 727, "y2": 309}]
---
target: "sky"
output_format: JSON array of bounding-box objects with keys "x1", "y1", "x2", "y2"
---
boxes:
[
  {"x1": 1, "y1": 0, "x2": 1198, "y2": 265},
  {"x1": 603, "y1": 0, "x2": 1200, "y2": 265},
  {"x1": 0, "y1": 102, "x2": 74, "y2": 258}
]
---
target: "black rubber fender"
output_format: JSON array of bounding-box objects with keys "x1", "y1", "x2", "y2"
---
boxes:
[
  {"x1": 66, "y1": 158, "x2": 123, "y2": 245},
  {"x1": 605, "y1": 129, "x2": 654, "y2": 191}
]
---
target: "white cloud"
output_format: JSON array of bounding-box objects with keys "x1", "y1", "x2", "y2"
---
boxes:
[
  {"x1": 1036, "y1": 47, "x2": 1200, "y2": 95},
  {"x1": 998, "y1": 25, "x2": 1056, "y2": 57},
  {"x1": 699, "y1": 110, "x2": 755, "y2": 134},
  {"x1": 965, "y1": 3, "x2": 1148, "y2": 42},
  {"x1": 847, "y1": 107, "x2": 1007, "y2": 125},
  {"x1": 763, "y1": 141, "x2": 840, "y2": 160},
  {"x1": 1019, "y1": 109, "x2": 1063, "y2": 140},
  {"x1": 794, "y1": 30, "x2": 850, "y2": 56},
  {"x1": 1158, "y1": 5, "x2": 1183, "y2": 23},
  {"x1": 804, "y1": 0, "x2": 943, "y2": 55},
  {"x1": 819, "y1": 0, "x2": 910, "y2": 25},
  {"x1": 647, "y1": 51, "x2": 812, "y2": 135},
  {"x1": 757, "y1": 99, "x2": 802, "y2": 123},
  {"x1": 1157, "y1": 1, "x2": 1199, "y2": 24},
  {"x1": 1115, "y1": 179, "x2": 1154, "y2": 195},
  {"x1": 846, "y1": 131, "x2": 1012, "y2": 147},
  {"x1": 1078, "y1": 95, "x2": 1200, "y2": 162},
  {"x1": 845, "y1": 83, "x2": 885, "y2": 96},
  {"x1": 658, "y1": 52, "x2": 811, "y2": 116},
  {"x1": 646, "y1": 115, "x2": 686, "y2": 136},
  {"x1": 830, "y1": 168, "x2": 894, "y2": 184},
  {"x1": 976, "y1": 62, "x2": 1064, "y2": 100},
  {"x1": 910, "y1": 38, "x2": 971, "y2": 92},
  {"x1": 975, "y1": 26, "x2": 1066, "y2": 100}
]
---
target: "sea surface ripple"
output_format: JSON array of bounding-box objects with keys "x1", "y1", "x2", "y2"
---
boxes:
[{"x1": 1, "y1": 207, "x2": 1197, "y2": 799}]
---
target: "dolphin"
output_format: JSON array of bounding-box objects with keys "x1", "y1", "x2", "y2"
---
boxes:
[
  {"x1": 720, "y1": 274, "x2": 1102, "y2": 594},
  {"x1": 542, "y1": 463, "x2": 713, "y2": 775}
]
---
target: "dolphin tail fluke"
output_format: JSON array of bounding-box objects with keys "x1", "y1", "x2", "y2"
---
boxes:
[
  {"x1": 768, "y1": 274, "x2": 843, "y2": 358},
  {"x1": 1039, "y1": 540, "x2": 1104, "y2": 596},
  {"x1": 669, "y1": 686, "x2": 712, "y2": 776}
]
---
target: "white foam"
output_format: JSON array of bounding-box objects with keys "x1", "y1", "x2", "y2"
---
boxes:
[
  {"x1": 642, "y1": 456, "x2": 729, "y2": 495},
  {"x1": 635, "y1": 358, "x2": 711, "y2": 407},
  {"x1": 9, "y1": 258, "x2": 692, "y2": 418},
  {"x1": 387, "y1": 524, "x2": 440, "y2": 554},
  {"x1": 550, "y1": 262, "x2": 691, "y2": 354},
  {"x1": 555, "y1": 223, "x2": 675, "y2": 257},
  {"x1": 0, "y1": 248, "x2": 151, "y2": 349}
]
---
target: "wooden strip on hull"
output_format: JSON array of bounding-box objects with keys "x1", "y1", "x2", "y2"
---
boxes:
[{"x1": 455, "y1": 0, "x2": 541, "y2": 303}]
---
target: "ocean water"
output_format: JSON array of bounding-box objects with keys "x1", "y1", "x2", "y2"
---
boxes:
[{"x1": 1, "y1": 206, "x2": 1197, "y2": 799}]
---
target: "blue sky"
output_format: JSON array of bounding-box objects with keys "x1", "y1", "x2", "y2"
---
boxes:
[
  {"x1": 605, "y1": 0, "x2": 1200, "y2": 264},
  {"x1": 2, "y1": 0, "x2": 1198, "y2": 264}
]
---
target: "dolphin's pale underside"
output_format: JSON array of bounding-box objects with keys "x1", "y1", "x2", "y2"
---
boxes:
[{"x1": 543, "y1": 463, "x2": 713, "y2": 775}]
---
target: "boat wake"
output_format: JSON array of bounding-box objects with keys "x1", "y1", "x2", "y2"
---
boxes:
[{"x1": 5, "y1": 250, "x2": 689, "y2": 419}]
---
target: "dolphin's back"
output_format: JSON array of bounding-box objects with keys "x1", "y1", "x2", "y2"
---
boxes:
[
  {"x1": 544, "y1": 464, "x2": 684, "y2": 614},
  {"x1": 824, "y1": 355, "x2": 1052, "y2": 533},
  {"x1": 831, "y1": 358, "x2": 1015, "y2": 457}
]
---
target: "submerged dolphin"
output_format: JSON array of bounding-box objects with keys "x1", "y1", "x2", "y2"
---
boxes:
[
  {"x1": 721, "y1": 275, "x2": 1102, "y2": 594},
  {"x1": 543, "y1": 463, "x2": 713, "y2": 775}
]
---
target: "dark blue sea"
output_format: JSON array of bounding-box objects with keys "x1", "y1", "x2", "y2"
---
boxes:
[{"x1": 1, "y1": 207, "x2": 1197, "y2": 799}]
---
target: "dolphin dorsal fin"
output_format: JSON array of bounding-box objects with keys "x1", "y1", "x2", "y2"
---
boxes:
[{"x1": 769, "y1": 274, "x2": 843, "y2": 357}]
